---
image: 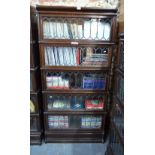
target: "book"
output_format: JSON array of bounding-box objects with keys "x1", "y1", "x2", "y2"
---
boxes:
[
  {"x1": 104, "y1": 22, "x2": 111, "y2": 40},
  {"x1": 85, "y1": 99, "x2": 104, "y2": 110},
  {"x1": 44, "y1": 47, "x2": 48, "y2": 65},
  {"x1": 84, "y1": 20, "x2": 90, "y2": 39},
  {"x1": 76, "y1": 48, "x2": 80, "y2": 65},
  {"x1": 91, "y1": 19, "x2": 98, "y2": 39},
  {"x1": 67, "y1": 23, "x2": 73, "y2": 39},
  {"x1": 77, "y1": 21, "x2": 83, "y2": 39},
  {"x1": 64, "y1": 22, "x2": 70, "y2": 39},
  {"x1": 43, "y1": 20, "x2": 49, "y2": 38},
  {"x1": 49, "y1": 21, "x2": 54, "y2": 38}
]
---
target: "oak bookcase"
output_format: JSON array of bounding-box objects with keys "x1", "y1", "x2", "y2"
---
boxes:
[{"x1": 36, "y1": 6, "x2": 117, "y2": 143}]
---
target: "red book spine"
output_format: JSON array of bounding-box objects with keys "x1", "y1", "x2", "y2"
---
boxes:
[{"x1": 76, "y1": 48, "x2": 80, "y2": 65}]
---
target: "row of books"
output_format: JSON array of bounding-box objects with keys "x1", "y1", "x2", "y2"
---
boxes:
[
  {"x1": 43, "y1": 19, "x2": 111, "y2": 40},
  {"x1": 44, "y1": 46, "x2": 109, "y2": 66},
  {"x1": 47, "y1": 97, "x2": 104, "y2": 110},
  {"x1": 45, "y1": 47, "x2": 81, "y2": 66},
  {"x1": 48, "y1": 99, "x2": 71, "y2": 110},
  {"x1": 82, "y1": 53, "x2": 108, "y2": 66},
  {"x1": 83, "y1": 74, "x2": 106, "y2": 89},
  {"x1": 81, "y1": 116, "x2": 102, "y2": 128},
  {"x1": 48, "y1": 116, "x2": 69, "y2": 129},
  {"x1": 46, "y1": 76, "x2": 69, "y2": 89},
  {"x1": 46, "y1": 74, "x2": 106, "y2": 90},
  {"x1": 48, "y1": 115, "x2": 102, "y2": 129}
]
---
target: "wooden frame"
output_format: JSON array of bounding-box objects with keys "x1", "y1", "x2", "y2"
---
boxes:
[{"x1": 30, "y1": 67, "x2": 41, "y2": 92}]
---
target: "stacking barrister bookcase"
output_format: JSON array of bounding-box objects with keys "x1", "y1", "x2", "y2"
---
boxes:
[
  {"x1": 105, "y1": 33, "x2": 124, "y2": 154},
  {"x1": 36, "y1": 6, "x2": 117, "y2": 143},
  {"x1": 30, "y1": 6, "x2": 43, "y2": 145}
]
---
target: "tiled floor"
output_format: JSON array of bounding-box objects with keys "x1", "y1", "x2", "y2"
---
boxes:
[{"x1": 30, "y1": 141, "x2": 108, "y2": 155}]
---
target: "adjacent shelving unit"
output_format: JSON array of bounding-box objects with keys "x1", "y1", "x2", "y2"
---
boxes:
[
  {"x1": 105, "y1": 33, "x2": 124, "y2": 154},
  {"x1": 36, "y1": 6, "x2": 117, "y2": 143},
  {"x1": 30, "y1": 7, "x2": 43, "y2": 145}
]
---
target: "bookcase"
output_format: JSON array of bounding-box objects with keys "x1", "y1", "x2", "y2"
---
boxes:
[
  {"x1": 36, "y1": 6, "x2": 117, "y2": 143},
  {"x1": 105, "y1": 33, "x2": 124, "y2": 154},
  {"x1": 30, "y1": 7, "x2": 43, "y2": 145}
]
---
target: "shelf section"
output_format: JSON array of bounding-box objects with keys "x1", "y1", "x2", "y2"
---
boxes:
[
  {"x1": 42, "y1": 89, "x2": 107, "y2": 94},
  {"x1": 39, "y1": 40, "x2": 116, "y2": 45},
  {"x1": 44, "y1": 110, "x2": 106, "y2": 115},
  {"x1": 41, "y1": 66, "x2": 110, "y2": 71}
]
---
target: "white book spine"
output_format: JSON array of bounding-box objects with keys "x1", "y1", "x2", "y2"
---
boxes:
[{"x1": 45, "y1": 47, "x2": 48, "y2": 65}]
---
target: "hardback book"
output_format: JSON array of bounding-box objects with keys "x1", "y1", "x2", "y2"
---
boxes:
[{"x1": 85, "y1": 99, "x2": 104, "y2": 110}]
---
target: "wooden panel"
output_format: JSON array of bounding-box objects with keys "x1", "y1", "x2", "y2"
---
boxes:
[
  {"x1": 118, "y1": 0, "x2": 124, "y2": 32},
  {"x1": 30, "y1": 133, "x2": 42, "y2": 145},
  {"x1": 45, "y1": 131, "x2": 104, "y2": 143}
]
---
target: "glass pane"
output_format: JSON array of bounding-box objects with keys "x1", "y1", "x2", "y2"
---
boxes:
[
  {"x1": 43, "y1": 17, "x2": 111, "y2": 40},
  {"x1": 116, "y1": 75, "x2": 124, "y2": 103},
  {"x1": 113, "y1": 104, "x2": 124, "y2": 139},
  {"x1": 119, "y1": 42, "x2": 124, "y2": 71},
  {"x1": 110, "y1": 127, "x2": 123, "y2": 155},
  {"x1": 47, "y1": 94, "x2": 104, "y2": 111},
  {"x1": 48, "y1": 115, "x2": 102, "y2": 129},
  {"x1": 46, "y1": 71, "x2": 106, "y2": 90},
  {"x1": 30, "y1": 117, "x2": 40, "y2": 131},
  {"x1": 44, "y1": 46, "x2": 109, "y2": 67}
]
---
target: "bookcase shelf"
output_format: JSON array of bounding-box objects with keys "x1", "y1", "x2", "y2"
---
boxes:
[
  {"x1": 39, "y1": 40, "x2": 116, "y2": 45},
  {"x1": 42, "y1": 90, "x2": 107, "y2": 94},
  {"x1": 41, "y1": 66, "x2": 111, "y2": 71},
  {"x1": 36, "y1": 6, "x2": 117, "y2": 143},
  {"x1": 44, "y1": 110, "x2": 106, "y2": 115}
]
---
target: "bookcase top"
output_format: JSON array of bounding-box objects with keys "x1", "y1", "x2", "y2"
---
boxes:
[{"x1": 36, "y1": 5, "x2": 118, "y2": 14}]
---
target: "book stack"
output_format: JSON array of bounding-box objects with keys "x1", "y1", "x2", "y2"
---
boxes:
[
  {"x1": 46, "y1": 75, "x2": 69, "y2": 89},
  {"x1": 48, "y1": 116, "x2": 69, "y2": 129},
  {"x1": 45, "y1": 47, "x2": 81, "y2": 66},
  {"x1": 82, "y1": 53, "x2": 108, "y2": 66},
  {"x1": 81, "y1": 116, "x2": 102, "y2": 129},
  {"x1": 85, "y1": 99, "x2": 104, "y2": 110},
  {"x1": 83, "y1": 74, "x2": 106, "y2": 89},
  {"x1": 43, "y1": 19, "x2": 111, "y2": 40}
]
